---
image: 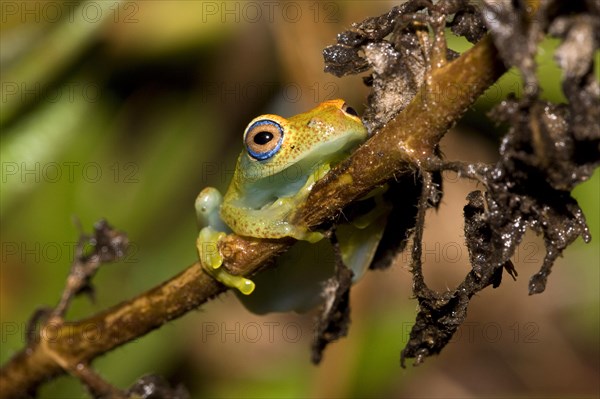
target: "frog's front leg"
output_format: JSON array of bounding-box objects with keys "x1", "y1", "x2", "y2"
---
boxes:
[
  {"x1": 223, "y1": 164, "x2": 331, "y2": 242},
  {"x1": 195, "y1": 187, "x2": 255, "y2": 295},
  {"x1": 274, "y1": 162, "x2": 332, "y2": 242}
]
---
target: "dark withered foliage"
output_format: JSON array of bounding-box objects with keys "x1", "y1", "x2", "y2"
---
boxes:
[
  {"x1": 64, "y1": 220, "x2": 129, "y2": 307},
  {"x1": 311, "y1": 241, "x2": 353, "y2": 364},
  {"x1": 27, "y1": 219, "x2": 128, "y2": 343},
  {"x1": 469, "y1": 0, "x2": 598, "y2": 296},
  {"x1": 311, "y1": 172, "x2": 443, "y2": 363},
  {"x1": 324, "y1": 0, "x2": 483, "y2": 133},
  {"x1": 318, "y1": 0, "x2": 599, "y2": 366}
]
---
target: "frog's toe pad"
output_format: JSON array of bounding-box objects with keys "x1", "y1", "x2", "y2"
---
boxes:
[
  {"x1": 207, "y1": 266, "x2": 256, "y2": 295},
  {"x1": 237, "y1": 279, "x2": 256, "y2": 295},
  {"x1": 304, "y1": 231, "x2": 325, "y2": 243}
]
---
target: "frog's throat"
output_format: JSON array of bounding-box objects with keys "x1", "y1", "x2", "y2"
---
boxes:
[{"x1": 234, "y1": 136, "x2": 364, "y2": 211}]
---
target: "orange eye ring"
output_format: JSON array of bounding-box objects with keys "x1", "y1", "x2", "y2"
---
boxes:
[{"x1": 244, "y1": 119, "x2": 284, "y2": 160}]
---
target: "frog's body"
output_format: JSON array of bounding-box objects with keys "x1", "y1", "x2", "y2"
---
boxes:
[
  {"x1": 220, "y1": 100, "x2": 367, "y2": 240},
  {"x1": 196, "y1": 99, "x2": 384, "y2": 311}
]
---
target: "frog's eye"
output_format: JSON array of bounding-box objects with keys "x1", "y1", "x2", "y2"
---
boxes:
[
  {"x1": 342, "y1": 103, "x2": 359, "y2": 117},
  {"x1": 244, "y1": 119, "x2": 284, "y2": 160}
]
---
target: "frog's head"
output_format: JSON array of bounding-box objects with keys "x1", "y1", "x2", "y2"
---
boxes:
[
  {"x1": 229, "y1": 99, "x2": 368, "y2": 209},
  {"x1": 239, "y1": 99, "x2": 368, "y2": 179}
]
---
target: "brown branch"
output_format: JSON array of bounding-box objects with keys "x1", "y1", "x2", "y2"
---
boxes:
[
  {"x1": 298, "y1": 35, "x2": 504, "y2": 226},
  {"x1": 0, "y1": 35, "x2": 505, "y2": 397}
]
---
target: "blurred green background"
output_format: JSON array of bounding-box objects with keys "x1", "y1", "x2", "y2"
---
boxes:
[{"x1": 1, "y1": 1, "x2": 598, "y2": 398}]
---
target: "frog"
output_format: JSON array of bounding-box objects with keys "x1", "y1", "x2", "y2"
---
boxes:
[{"x1": 196, "y1": 99, "x2": 386, "y2": 310}]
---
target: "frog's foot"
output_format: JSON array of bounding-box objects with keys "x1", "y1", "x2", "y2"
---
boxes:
[
  {"x1": 197, "y1": 227, "x2": 255, "y2": 295},
  {"x1": 283, "y1": 163, "x2": 332, "y2": 242},
  {"x1": 294, "y1": 229, "x2": 325, "y2": 243},
  {"x1": 208, "y1": 267, "x2": 255, "y2": 295},
  {"x1": 196, "y1": 187, "x2": 229, "y2": 231},
  {"x1": 275, "y1": 221, "x2": 324, "y2": 243},
  {"x1": 313, "y1": 163, "x2": 331, "y2": 182},
  {"x1": 351, "y1": 188, "x2": 393, "y2": 229}
]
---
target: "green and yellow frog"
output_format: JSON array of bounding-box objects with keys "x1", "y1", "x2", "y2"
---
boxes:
[{"x1": 196, "y1": 99, "x2": 388, "y2": 312}]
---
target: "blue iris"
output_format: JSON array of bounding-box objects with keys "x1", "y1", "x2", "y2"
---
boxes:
[{"x1": 245, "y1": 120, "x2": 284, "y2": 160}]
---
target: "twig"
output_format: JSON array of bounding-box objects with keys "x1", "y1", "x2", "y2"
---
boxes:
[{"x1": 0, "y1": 34, "x2": 506, "y2": 398}]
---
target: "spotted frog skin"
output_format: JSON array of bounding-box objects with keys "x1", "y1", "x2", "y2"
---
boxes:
[{"x1": 195, "y1": 99, "x2": 368, "y2": 295}]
